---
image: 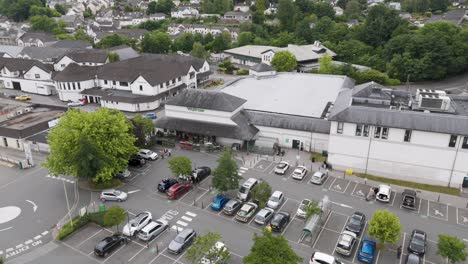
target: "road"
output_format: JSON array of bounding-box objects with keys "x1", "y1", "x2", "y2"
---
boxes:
[{"x1": 18, "y1": 148, "x2": 468, "y2": 264}]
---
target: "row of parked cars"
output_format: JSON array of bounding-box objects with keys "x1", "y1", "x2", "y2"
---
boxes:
[
  {"x1": 157, "y1": 166, "x2": 212, "y2": 198},
  {"x1": 274, "y1": 161, "x2": 329, "y2": 184}
]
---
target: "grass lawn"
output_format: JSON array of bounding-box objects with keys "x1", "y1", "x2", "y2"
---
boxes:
[
  {"x1": 310, "y1": 152, "x2": 327, "y2": 163},
  {"x1": 356, "y1": 173, "x2": 459, "y2": 196}
]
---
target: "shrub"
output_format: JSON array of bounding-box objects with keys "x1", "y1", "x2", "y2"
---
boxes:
[
  {"x1": 56, "y1": 215, "x2": 90, "y2": 240},
  {"x1": 88, "y1": 211, "x2": 107, "y2": 227},
  {"x1": 88, "y1": 178, "x2": 122, "y2": 190},
  {"x1": 237, "y1": 69, "x2": 249, "y2": 75}
]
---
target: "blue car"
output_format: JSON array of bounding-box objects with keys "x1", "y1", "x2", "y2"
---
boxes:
[
  {"x1": 210, "y1": 194, "x2": 230, "y2": 211},
  {"x1": 144, "y1": 112, "x2": 157, "y2": 119},
  {"x1": 358, "y1": 237, "x2": 376, "y2": 263}
]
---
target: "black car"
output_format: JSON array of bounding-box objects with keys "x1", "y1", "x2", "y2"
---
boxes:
[
  {"x1": 128, "y1": 156, "x2": 146, "y2": 167},
  {"x1": 94, "y1": 235, "x2": 126, "y2": 257},
  {"x1": 190, "y1": 166, "x2": 211, "y2": 183},
  {"x1": 158, "y1": 178, "x2": 179, "y2": 193},
  {"x1": 408, "y1": 229, "x2": 426, "y2": 255},
  {"x1": 345, "y1": 212, "x2": 366, "y2": 235},
  {"x1": 223, "y1": 199, "x2": 242, "y2": 215},
  {"x1": 270, "y1": 212, "x2": 290, "y2": 232},
  {"x1": 405, "y1": 253, "x2": 422, "y2": 264},
  {"x1": 168, "y1": 228, "x2": 197, "y2": 254}
]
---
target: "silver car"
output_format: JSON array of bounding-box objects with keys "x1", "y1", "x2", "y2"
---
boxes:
[
  {"x1": 335, "y1": 231, "x2": 357, "y2": 256},
  {"x1": 267, "y1": 191, "x2": 285, "y2": 210},
  {"x1": 100, "y1": 189, "x2": 128, "y2": 202},
  {"x1": 254, "y1": 207, "x2": 275, "y2": 225},
  {"x1": 310, "y1": 171, "x2": 328, "y2": 185}
]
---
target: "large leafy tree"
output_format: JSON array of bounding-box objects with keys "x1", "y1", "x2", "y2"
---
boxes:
[
  {"x1": 201, "y1": 0, "x2": 232, "y2": 14},
  {"x1": 437, "y1": 234, "x2": 467, "y2": 264},
  {"x1": 173, "y1": 32, "x2": 195, "y2": 53},
  {"x1": 251, "y1": 181, "x2": 272, "y2": 208},
  {"x1": 191, "y1": 42, "x2": 209, "y2": 59},
  {"x1": 359, "y1": 4, "x2": 402, "y2": 47},
  {"x1": 104, "y1": 206, "x2": 127, "y2": 233},
  {"x1": 130, "y1": 114, "x2": 154, "y2": 147},
  {"x1": 243, "y1": 231, "x2": 303, "y2": 264},
  {"x1": 96, "y1": 34, "x2": 131, "y2": 49},
  {"x1": 271, "y1": 51, "x2": 297, "y2": 72},
  {"x1": 44, "y1": 108, "x2": 138, "y2": 183},
  {"x1": 277, "y1": 0, "x2": 298, "y2": 32},
  {"x1": 368, "y1": 209, "x2": 401, "y2": 247},
  {"x1": 168, "y1": 156, "x2": 192, "y2": 177},
  {"x1": 212, "y1": 31, "x2": 231, "y2": 52},
  {"x1": 147, "y1": 0, "x2": 174, "y2": 15},
  {"x1": 29, "y1": 15, "x2": 65, "y2": 34},
  {"x1": 141, "y1": 31, "x2": 172, "y2": 53},
  {"x1": 0, "y1": 0, "x2": 43, "y2": 21},
  {"x1": 187, "y1": 232, "x2": 230, "y2": 264},
  {"x1": 212, "y1": 150, "x2": 241, "y2": 192}
]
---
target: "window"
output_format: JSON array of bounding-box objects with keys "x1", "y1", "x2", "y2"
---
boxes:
[
  {"x1": 177, "y1": 77, "x2": 181, "y2": 81},
  {"x1": 462, "y1": 137, "x2": 468, "y2": 149},
  {"x1": 337, "y1": 122, "x2": 343, "y2": 134},
  {"x1": 77, "y1": 83, "x2": 81, "y2": 90},
  {"x1": 139, "y1": 85, "x2": 143, "y2": 91},
  {"x1": 374, "y1": 127, "x2": 381, "y2": 138},
  {"x1": 16, "y1": 140, "x2": 20, "y2": 148},
  {"x1": 355, "y1": 124, "x2": 362, "y2": 136},
  {"x1": 382, "y1": 127, "x2": 389, "y2": 139},
  {"x1": 104, "y1": 80, "x2": 108, "y2": 84},
  {"x1": 449, "y1": 135, "x2": 457, "y2": 148},
  {"x1": 190, "y1": 72, "x2": 195, "y2": 79},
  {"x1": 404, "y1": 130, "x2": 412, "y2": 142},
  {"x1": 120, "y1": 82, "x2": 128, "y2": 86},
  {"x1": 112, "y1": 81, "x2": 116, "y2": 85},
  {"x1": 60, "y1": 64, "x2": 65, "y2": 68},
  {"x1": 363, "y1": 125, "x2": 369, "y2": 137},
  {"x1": 67, "y1": 83, "x2": 70, "y2": 90},
  {"x1": 34, "y1": 74, "x2": 40, "y2": 79},
  {"x1": 166, "y1": 81, "x2": 170, "y2": 86},
  {"x1": 72, "y1": 83, "x2": 76, "y2": 90}
]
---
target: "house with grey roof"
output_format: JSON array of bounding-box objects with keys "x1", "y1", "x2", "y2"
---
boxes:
[
  {"x1": 54, "y1": 49, "x2": 109, "y2": 71},
  {"x1": 94, "y1": 29, "x2": 148, "y2": 43},
  {"x1": 53, "y1": 54, "x2": 211, "y2": 111},
  {"x1": 17, "y1": 32, "x2": 58, "y2": 47},
  {"x1": 17, "y1": 46, "x2": 71, "y2": 64},
  {"x1": 327, "y1": 82, "x2": 468, "y2": 187},
  {"x1": 0, "y1": 57, "x2": 55, "y2": 95},
  {"x1": 55, "y1": 14, "x2": 84, "y2": 32},
  {"x1": 171, "y1": 6, "x2": 200, "y2": 18},
  {"x1": 223, "y1": 11, "x2": 251, "y2": 22},
  {"x1": 51, "y1": 40, "x2": 92, "y2": 49}
]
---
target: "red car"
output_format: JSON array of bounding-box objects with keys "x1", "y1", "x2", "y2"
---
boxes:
[{"x1": 166, "y1": 182, "x2": 192, "y2": 199}]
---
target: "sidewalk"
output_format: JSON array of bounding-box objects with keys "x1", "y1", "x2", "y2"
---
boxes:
[
  {"x1": 238, "y1": 149, "x2": 468, "y2": 209},
  {"x1": 0, "y1": 146, "x2": 47, "y2": 169}
]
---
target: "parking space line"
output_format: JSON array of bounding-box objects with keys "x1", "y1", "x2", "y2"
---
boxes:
[
  {"x1": 332, "y1": 216, "x2": 349, "y2": 255},
  {"x1": 313, "y1": 212, "x2": 332, "y2": 248},
  {"x1": 77, "y1": 229, "x2": 103, "y2": 247},
  {"x1": 343, "y1": 181, "x2": 351, "y2": 193},
  {"x1": 390, "y1": 191, "x2": 396, "y2": 207},
  {"x1": 192, "y1": 188, "x2": 210, "y2": 206},
  {"x1": 130, "y1": 239, "x2": 146, "y2": 248},
  {"x1": 351, "y1": 182, "x2": 359, "y2": 196},
  {"x1": 281, "y1": 212, "x2": 297, "y2": 236},
  {"x1": 375, "y1": 250, "x2": 381, "y2": 264},
  {"x1": 178, "y1": 187, "x2": 194, "y2": 202},
  {"x1": 60, "y1": 241, "x2": 100, "y2": 263},
  {"x1": 399, "y1": 233, "x2": 406, "y2": 264},
  {"x1": 148, "y1": 247, "x2": 168, "y2": 264},
  {"x1": 277, "y1": 198, "x2": 289, "y2": 212},
  {"x1": 181, "y1": 216, "x2": 192, "y2": 222},
  {"x1": 176, "y1": 220, "x2": 188, "y2": 227},
  {"x1": 186, "y1": 211, "x2": 197, "y2": 217},
  {"x1": 428, "y1": 201, "x2": 449, "y2": 221},
  {"x1": 328, "y1": 178, "x2": 337, "y2": 191},
  {"x1": 102, "y1": 242, "x2": 126, "y2": 263},
  {"x1": 172, "y1": 247, "x2": 189, "y2": 264},
  {"x1": 128, "y1": 246, "x2": 145, "y2": 262}
]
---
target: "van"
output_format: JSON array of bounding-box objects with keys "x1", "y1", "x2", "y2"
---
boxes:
[{"x1": 237, "y1": 178, "x2": 258, "y2": 201}]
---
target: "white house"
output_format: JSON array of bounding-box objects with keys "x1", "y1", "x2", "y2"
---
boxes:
[
  {"x1": 168, "y1": 24, "x2": 239, "y2": 40},
  {"x1": 171, "y1": 6, "x2": 200, "y2": 18},
  {"x1": 54, "y1": 49, "x2": 109, "y2": 71},
  {"x1": 234, "y1": 3, "x2": 250, "y2": 12},
  {"x1": 53, "y1": 54, "x2": 211, "y2": 111},
  {"x1": 0, "y1": 57, "x2": 55, "y2": 95},
  {"x1": 17, "y1": 32, "x2": 58, "y2": 47}
]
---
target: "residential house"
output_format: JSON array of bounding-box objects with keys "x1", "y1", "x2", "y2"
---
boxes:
[
  {"x1": 264, "y1": 6, "x2": 277, "y2": 15},
  {"x1": 55, "y1": 14, "x2": 85, "y2": 33},
  {"x1": 54, "y1": 49, "x2": 109, "y2": 71},
  {"x1": 0, "y1": 57, "x2": 55, "y2": 95},
  {"x1": 224, "y1": 41, "x2": 336, "y2": 71},
  {"x1": 0, "y1": 45, "x2": 24, "y2": 58},
  {"x1": 223, "y1": 11, "x2": 252, "y2": 22},
  {"x1": 53, "y1": 54, "x2": 211, "y2": 112},
  {"x1": 388, "y1": 2, "x2": 401, "y2": 10},
  {"x1": 17, "y1": 32, "x2": 58, "y2": 47},
  {"x1": 334, "y1": 6, "x2": 344, "y2": 15},
  {"x1": 171, "y1": 6, "x2": 200, "y2": 18},
  {"x1": 234, "y1": 3, "x2": 250, "y2": 12},
  {"x1": 17, "y1": 47, "x2": 70, "y2": 64},
  {"x1": 51, "y1": 40, "x2": 93, "y2": 49},
  {"x1": 116, "y1": 12, "x2": 166, "y2": 27},
  {"x1": 0, "y1": 27, "x2": 23, "y2": 46},
  {"x1": 168, "y1": 23, "x2": 239, "y2": 40},
  {"x1": 86, "y1": 0, "x2": 113, "y2": 15}
]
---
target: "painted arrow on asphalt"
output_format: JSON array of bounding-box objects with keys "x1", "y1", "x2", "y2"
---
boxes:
[
  {"x1": 127, "y1": 190, "x2": 141, "y2": 194},
  {"x1": 25, "y1": 200, "x2": 38, "y2": 212}
]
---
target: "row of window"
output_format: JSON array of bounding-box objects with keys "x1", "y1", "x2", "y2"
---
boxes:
[
  {"x1": 337, "y1": 122, "x2": 468, "y2": 149},
  {"x1": 58, "y1": 82, "x2": 81, "y2": 90}
]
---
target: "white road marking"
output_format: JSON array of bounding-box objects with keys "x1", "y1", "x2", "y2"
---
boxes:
[
  {"x1": 464, "y1": 238, "x2": 468, "y2": 242},
  {"x1": 186, "y1": 212, "x2": 197, "y2": 217},
  {"x1": 127, "y1": 189, "x2": 141, "y2": 194},
  {"x1": 399, "y1": 233, "x2": 406, "y2": 264},
  {"x1": 15, "y1": 244, "x2": 23, "y2": 249},
  {"x1": 41, "y1": 230, "x2": 48, "y2": 236},
  {"x1": 313, "y1": 212, "x2": 332, "y2": 248},
  {"x1": 0, "y1": 227, "x2": 12, "y2": 232},
  {"x1": 181, "y1": 216, "x2": 192, "y2": 222},
  {"x1": 77, "y1": 229, "x2": 102, "y2": 247},
  {"x1": 240, "y1": 167, "x2": 248, "y2": 171},
  {"x1": 24, "y1": 240, "x2": 33, "y2": 245},
  {"x1": 34, "y1": 235, "x2": 41, "y2": 240},
  {"x1": 331, "y1": 201, "x2": 353, "y2": 209},
  {"x1": 171, "y1": 225, "x2": 184, "y2": 232},
  {"x1": 128, "y1": 246, "x2": 146, "y2": 262},
  {"x1": 0, "y1": 251, "x2": 2, "y2": 254},
  {"x1": 5, "y1": 248, "x2": 13, "y2": 253},
  {"x1": 176, "y1": 221, "x2": 188, "y2": 227}
]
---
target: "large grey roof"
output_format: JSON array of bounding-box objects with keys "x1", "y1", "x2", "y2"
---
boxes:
[
  {"x1": 61, "y1": 49, "x2": 108, "y2": 63},
  {"x1": 19, "y1": 46, "x2": 70, "y2": 62},
  {"x1": 251, "y1": 63, "x2": 275, "y2": 72},
  {"x1": 0, "y1": 57, "x2": 52, "y2": 73},
  {"x1": 53, "y1": 63, "x2": 99, "y2": 82},
  {"x1": 166, "y1": 89, "x2": 246, "y2": 112},
  {"x1": 245, "y1": 110, "x2": 331, "y2": 133},
  {"x1": 107, "y1": 45, "x2": 139, "y2": 60},
  {"x1": 19, "y1": 32, "x2": 57, "y2": 43},
  {"x1": 0, "y1": 45, "x2": 24, "y2": 57},
  {"x1": 51, "y1": 40, "x2": 92, "y2": 49}
]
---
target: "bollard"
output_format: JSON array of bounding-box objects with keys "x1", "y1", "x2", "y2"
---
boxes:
[
  {"x1": 438, "y1": 194, "x2": 440, "y2": 203},
  {"x1": 201, "y1": 201, "x2": 204, "y2": 209},
  {"x1": 156, "y1": 244, "x2": 159, "y2": 254}
]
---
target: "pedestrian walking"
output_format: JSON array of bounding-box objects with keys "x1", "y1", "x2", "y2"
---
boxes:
[{"x1": 397, "y1": 245, "x2": 402, "y2": 259}]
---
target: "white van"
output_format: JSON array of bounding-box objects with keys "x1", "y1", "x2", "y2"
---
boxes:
[{"x1": 237, "y1": 178, "x2": 258, "y2": 201}]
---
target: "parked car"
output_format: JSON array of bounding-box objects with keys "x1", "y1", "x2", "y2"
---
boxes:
[
  {"x1": 128, "y1": 156, "x2": 146, "y2": 167},
  {"x1": 235, "y1": 202, "x2": 258, "y2": 222},
  {"x1": 189, "y1": 166, "x2": 211, "y2": 183},
  {"x1": 291, "y1": 166, "x2": 308, "y2": 180},
  {"x1": 405, "y1": 253, "x2": 422, "y2": 264},
  {"x1": 115, "y1": 169, "x2": 131, "y2": 180},
  {"x1": 310, "y1": 171, "x2": 328, "y2": 185},
  {"x1": 254, "y1": 207, "x2": 275, "y2": 225},
  {"x1": 401, "y1": 189, "x2": 417, "y2": 210},
  {"x1": 138, "y1": 219, "x2": 168, "y2": 241},
  {"x1": 223, "y1": 199, "x2": 242, "y2": 216},
  {"x1": 15, "y1": 95, "x2": 31, "y2": 101},
  {"x1": 267, "y1": 190, "x2": 285, "y2": 210},
  {"x1": 137, "y1": 149, "x2": 158, "y2": 160},
  {"x1": 335, "y1": 231, "x2": 357, "y2": 256},
  {"x1": 357, "y1": 237, "x2": 376, "y2": 263},
  {"x1": 100, "y1": 189, "x2": 128, "y2": 202},
  {"x1": 274, "y1": 161, "x2": 290, "y2": 175},
  {"x1": 237, "y1": 178, "x2": 258, "y2": 201},
  {"x1": 269, "y1": 212, "x2": 290, "y2": 232},
  {"x1": 296, "y1": 199, "x2": 312, "y2": 218},
  {"x1": 210, "y1": 194, "x2": 230, "y2": 211},
  {"x1": 143, "y1": 112, "x2": 157, "y2": 119},
  {"x1": 408, "y1": 229, "x2": 426, "y2": 255},
  {"x1": 167, "y1": 182, "x2": 192, "y2": 199},
  {"x1": 375, "y1": 184, "x2": 391, "y2": 203},
  {"x1": 67, "y1": 100, "x2": 85, "y2": 107},
  {"x1": 158, "y1": 178, "x2": 179, "y2": 193},
  {"x1": 168, "y1": 228, "x2": 196, "y2": 254},
  {"x1": 310, "y1": 251, "x2": 342, "y2": 264},
  {"x1": 345, "y1": 212, "x2": 366, "y2": 235},
  {"x1": 122, "y1": 211, "x2": 152, "y2": 236},
  {"x1": 94, "y1": 234, "x2": 126, "y2": 257},
  {"x1": 200, "y1": 241, "x2": 228, "y2": 264}
]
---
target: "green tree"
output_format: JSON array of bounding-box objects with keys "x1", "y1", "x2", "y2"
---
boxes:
[
  {"x1": 29, "y1": 15, "x2": 65, "y2": 34},
  {"x1": 138, "y1": 20, "x2": 168, "y2": 31},
  {"x1": 0, "y1": 0, "x2": 43, "y2": 21},
  {"x1": 191, "y1": 42, "x2": 209, "y2": 59},
  {"x1": 96, "y1": 34, "x2": 129, "y2": 49},
  {"x1": 251, "y1": 181, "x2": 272, "y2": 208},
  {"x1": 44, "y1": 108, "x2": 138, "y2": 183},
  {"x1": 243, "y1": 230, "x2": 303, "y2": 264},
  {"x1": 130, "y1": 114, "x2": 154, "y2": 147},
  {"x1": 437, "y1": 234, "x2": 467, "y2": 264},
  {"x1": 272, "y1": 31, "x2": 295, "y2": 47},
  {"x1": 212, "y1": 150, "x2": 241, "y2": 192},
  {"x1": 104, "y1": 206, "x2": 127, "y2": 232},
  {"x1": 212, "y1": 31, "x2": 231, "y2": 52},
  {"x1": 359, "y1": 4, "x2": 401, "y2": 47},
  {"x1": 141, "y1": 31, "x2": 172, "y2": 53},
  {"x1": 313, "y1": 2, "x2": 335, "y2": 19},
  {"x1": 202, "y1": 0, "x2": 232, "y2": 14},
  {"x1": 187, "y1": 232, "x2": 230, "y2": 264},
  {"x1": 168, "y1": 156, "x2": 192, "y2": 177},
  {"x1": 277, "y1": 0, "x2": 297, "y2": 31},
  {"x1": 73, "y1": 29, "x2": 93, "y2": 43},
  {"x1": 108, "y1": 52, "x2": 120, "y2": 63},
  {"x1": 344, "y1": 0, "x2": 361, "y2": 18},
  {"x1": 54, "y1": 3, "x2": 66, "y2": 15},
  {"x1": 29, "y1": 5, "x2": 61, "y2": 17},
  {"x1": 305, "y1": 200, "x2": 321, "y2": 220},
  {"x1": 271, "y1": 51, "x2": 297, "y2": 72},
  {"x1": 295, "y1": 20, "x2": 314, "y2": 43},
  {"x1": 173, "y1": 32, "x2": 195, "y2": 53},
  {"x1": 83, "y1": 7, "x2": 93, "y2": 18},
  {"x1": 368, "y1": 209, "x2": 401, "y2": 248},
  {"x1": 237, "y1": 31, "x2": 255, "y2": 46}
]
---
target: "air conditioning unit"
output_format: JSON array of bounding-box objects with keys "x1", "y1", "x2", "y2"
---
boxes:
[
  {"x1": 16, "y1": 110, "x2": 23, "y2": 115},
  {"x1": 416, "y1": 89, "x2": 446, "y2": 100},
  {"x1": 24, "y1": 107, "x2": 33, "y2": 113},
  {"x1": 418, "y1": 94, "x2": 451, "y2": 111}
]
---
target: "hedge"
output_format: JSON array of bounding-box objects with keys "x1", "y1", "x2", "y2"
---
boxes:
[{"x1": 56, "y1": 211, "x2": 108, "y2": 240}]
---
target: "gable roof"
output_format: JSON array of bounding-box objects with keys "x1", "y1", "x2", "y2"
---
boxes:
[
  {"x1": 251, "y1": 63, "x2": 275, "y2": 72},
  {"x1": 51, "y1": 40, "x2": 92, "y2": 49},
  {"x1": 166, "y1": 89, "x2": 246, "y2": 112},
  {"x1": 53, "y1": 63, "x2": 99, "y2": 81},
  {"x1": 0, "y1": 45, "x2": 24, "y2": 57},
  {"x1": 19, "y1": 46, "x2": 70, "y2": 62},
  {"x1": 0, "y1": 57, "x2": 52, "y2": 73},
  {"x1": 19, "y1": 32, "x2": 57, "y2": 43},
  {"x1": 60, "y1": 49, "x2": 108, "y2": 63}
]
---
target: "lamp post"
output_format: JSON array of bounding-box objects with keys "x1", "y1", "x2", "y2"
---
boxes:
[{"x1": 63, "y1": 180, "x2": 73, "y2": 227}]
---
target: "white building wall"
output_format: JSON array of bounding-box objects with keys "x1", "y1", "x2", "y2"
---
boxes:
[
  {"x1": 24, "y1": 66, "x2": 51, "y2": 81},
  {"x1": 217, "y1": 137, "x2": 242, "y2": 146},
  {"x1": 54, "y1": 56, "x2": 75, "y2": 71},
  {"x1": 255, "y1": 125, "x2": 329, "y2": 152},
  {"x1": 230, "y1": 57, "x2": 258, "y2": 67},
  {"x1": 165, "y1": 105, "x2": 239, "y2": 125},
  {"x1": 56, "y1": 79, "x2": 95, "y2": 101},
  {"x1": 100, "y1": 99, "x2": 159, "y2": 112},
  {"x1": 0, "y1": 137, "x2": 23, "y2": 150}
]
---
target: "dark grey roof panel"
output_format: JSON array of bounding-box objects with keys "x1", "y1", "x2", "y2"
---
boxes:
[
  {"x1": 53, "y1": 63, "x2": 99, "y2": 81},
  {"x1": 0, "y1": 57, "x2": 52, "y2": 73},
  {"x1": 166, "y1": 89, "x2": 246, "y2": 112},
  {"x1": 251, "y1": 63, "x2": 275, "y2": 72}
]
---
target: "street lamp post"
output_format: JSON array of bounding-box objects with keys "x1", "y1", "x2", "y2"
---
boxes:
[{"x1": 63, "y1": 180, "x2": 73, "y2": 227}]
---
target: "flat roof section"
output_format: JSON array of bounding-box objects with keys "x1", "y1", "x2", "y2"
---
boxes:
[
  {"x1": 0, "y1": 106, "x2": 62, "y2": 130},
  {"x1": 222, "y1": 73, "x2": 350, "y2": 118}
]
